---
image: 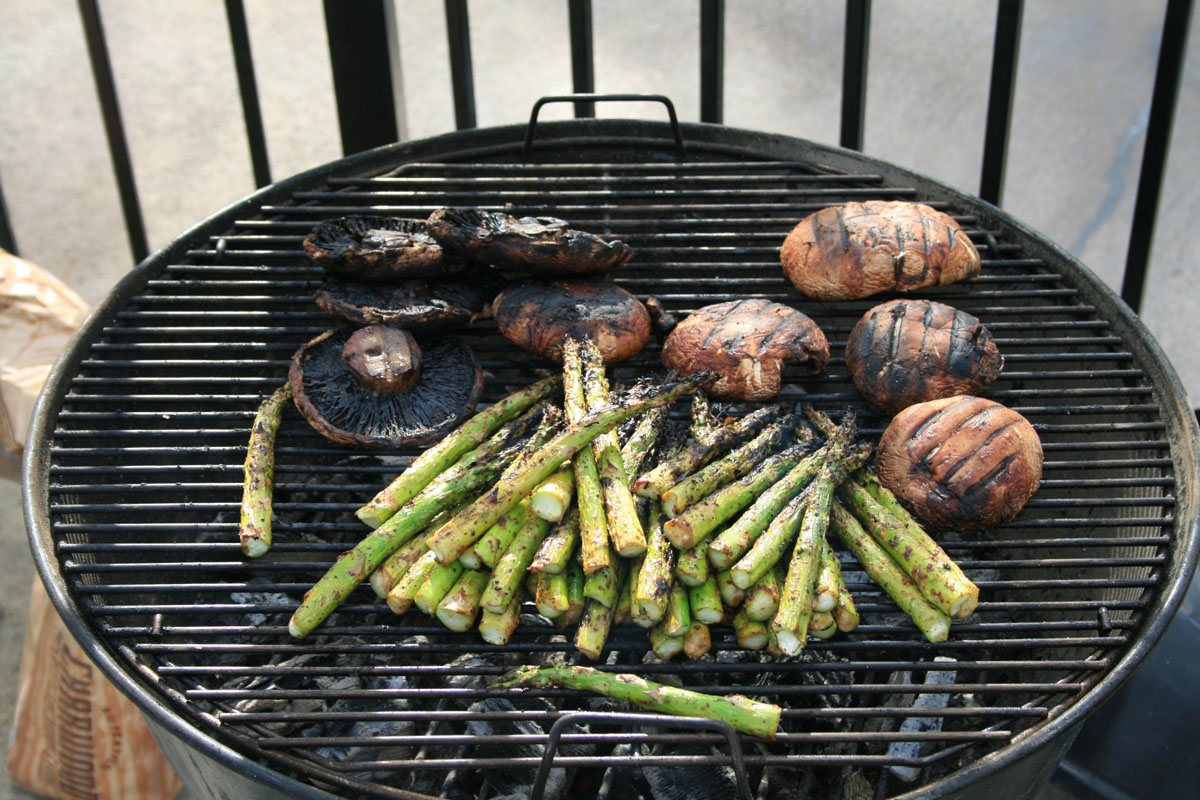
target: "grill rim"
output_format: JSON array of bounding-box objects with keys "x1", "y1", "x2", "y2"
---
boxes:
[{"x1": 22, "y1": 116, "x2": 1200, "y2": 800}]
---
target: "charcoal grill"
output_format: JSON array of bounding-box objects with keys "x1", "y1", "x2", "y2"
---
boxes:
[{"x1": 24, "y1": 105, "x2": 1200, "y2": 800}]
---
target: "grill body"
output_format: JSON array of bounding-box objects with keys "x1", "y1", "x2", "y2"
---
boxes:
[{"x1": 24, "y1": 118, "x2": 1200, "y2": 800}]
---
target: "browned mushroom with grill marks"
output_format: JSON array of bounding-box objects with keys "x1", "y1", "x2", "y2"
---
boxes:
[
  {"x1": 303, "y1": 216, "x2": 467, "y2": 282},
  {"x1": 289, "y1": 325, "x2": 484, "y2": 449},
  {"x1": 314, "y1": 272, "x2": 500, "y2": 330},
  {"x1": 780, "y1": 200, "x2": 981, "y2": 301},
  {"x1": 846, "y1": 299, "x2": 1003, "y2": 414},
  {"x1": 875, "y1": 395, "x2": 1043, "y2": 531},
  {"x1": 493, "y1": 280, "x2": 650, "y2": 364},
  {"x1": 426, "y1": 208, "x2": 634, "y2": 276},
  {"x1": 660, "y1": 299, "x2": 829, "y2": 402}
]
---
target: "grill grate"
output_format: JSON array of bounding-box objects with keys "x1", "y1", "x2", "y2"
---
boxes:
[{"x1": 37, "y1": 127, "x2": 1190, "y2": 799}]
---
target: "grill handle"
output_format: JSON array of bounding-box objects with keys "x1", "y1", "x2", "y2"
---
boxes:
[
  {"x1": 524, "y1": 93, "x2": 685, "y2": 151},
  {"x1": 531, "y1": 710, "x2": 753, "y2": 800}
]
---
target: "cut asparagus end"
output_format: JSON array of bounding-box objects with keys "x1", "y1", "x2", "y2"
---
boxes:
[
  {"x1": 813, "y1": 590, "x2": 838, "y2": 614},
  {"x1": 479, "y1": 600, "x2": 521, "y2": 645},
  {"x1": 775, "y1": 629, "x2": 804, "y2": 656}
]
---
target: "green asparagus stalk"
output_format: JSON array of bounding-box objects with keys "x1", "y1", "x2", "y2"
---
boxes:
[
  {"x1": 744, "y1": 568, "x2": 782, "y2": 622},
  {"x1": 479, "y1": 598, "x2": 522, "y2": 645},
  {"x1": 535, "y1": 570, "x2": 569, "y2": 619},
  {"x1": 733, "y1": 609, "x2": 770, "y2": 650},
  {"x1": 530, "y1": 467, "x2": 574, "y2": 523},
  {"x1": 830, "y1": 499, "x2": 951, "y2": 642},
  {"x1": 662, "y1": 443, "x2": 811, "y2": 551},
  {"x1": 660, "y1": 418, "x2": 792, "y2": 518},
  {"x1": 386, "y1": 549, "x2": 440, "y2": 615},
  {"x1": 620, "y1": 405, "x2": 669, "y2": 480},
  {"x1": 492, "y1": 665, "x2": 782, "y2": 739},
  {"x1": 480, "y1": 513, "x2": 552, "y2": 614},
  {"x1": 469, "y1": 498, "x2": 532, "y2": 570},
  {"x1": 689, "y1": 390, "x2": 717, "y2": 434},
  {"x1": 633, "y1": 404, "x2": 781, "y2": 499},
  {"x1": 369, "y1": 533, "x2": 430, "y2": 598},
  {"x1": 288, "y1": 424, "x2": 534, "y2": 638},
  {"x1": 843, "y1": 470, "x2": 980, "y2": 619},
  {"x1": 574, "y1": 599, "x2": 613, "y2": 660},
  {"x1": 814, "y1": 537, "x2": 843, "y2": 613},
  {"x1": 356, "y1": 375, "x2": 561, "y2": 528},
  {"x1": 660, "y1": 582, "x2": 692, "y2": 637},
  {"x1": 717, "y1": 569, "x2": 746, "y2": 608},
  {"x1": 239, "y1": 383, "x2": 291, "y2": 558},
  {"x1": 682, "y1": 622, "x2": 713, "y2": 660},
  {"x1": 688, "y1": 575, "x2": 724, "y2": 624},
  {"x1": 614, "y1": 555, "x2": 637, "y2": 624},
  {"x1": 832, "y1": 581, "x2": 860, "y2": 633},
  {"x1": 807, "y1": 611, "x2": 837, "y2": 640},
  {"x1": 583, "y1": 550, "x2": 623, "y2": 609},
  {"x1": 435, "y1": 568, "x2": 490, "y2": 632},
  {"x1": 675, "y1": 543, "x2": 709, "y2": 588},
  {"x1": 582, "y1": 339, "x2": 647, "y2": 557},
  {"x1": 634, "y1": 500, "x2": 675, "y2": 624},
  {"x1": 413, "y1": 559, "x2": 465, "y2": 615},
  {"x1": 423, "y1": 370, "x2": 714, "y2": 567},
  {"x1": 558, "y1": 559, "x2": 587, "y2": 628},
  {"x1": 527, "y1": 508, "x2": 580, "y2": 574},
  {"x1": 649, "y1": 626, "x2": 685, "y2": 660},
  {"x1": 562, "y1": 338, "x2": 611, "y2": 574}
]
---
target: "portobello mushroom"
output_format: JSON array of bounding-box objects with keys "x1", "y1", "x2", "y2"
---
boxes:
[
  {"x1": 875, "y1": 395, "x2": 1042, "y2": 531},
  {"x1": 660, "y1": 299, "x2": 829, "y2": 401},
  {"x1": 289, "y1": 324, "x2": 484, "y2": 449},
  {"x1": 845, "y1": 299, "x2": 1003, "y2": 414},
  {"x1": 303, "y1": 216, "x2": 466, "y2": 281},
  {"x1": 426, "y1": 208, "x2": 634, "y2": 276},
  {"x1": 493, "y1": 279, "x2": 651, "y2": 364},
  {"x1": 314, "y1": 273, "x2": 499, "y2": 330},
  {"x1": 780, "y1": 200, "x2": 981, "y2": 301}
]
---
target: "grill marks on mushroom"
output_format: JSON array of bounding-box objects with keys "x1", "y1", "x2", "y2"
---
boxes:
[
  {"x1": 494, "y1": 280, "x2": 651, "y2": 363},
  {"x1": 780, "y1": 201, "x2": 981, "y2": 301},
  {"x1": 661, "y1": 299, "x2": 829, "y2": 401},
  {"x1": 846, "y1": 299, "x2": 1003, "y2": 414},
  {"x1": 315, "y1": 274, "x2": 497, "y2": 329},
  {"x1": 303, "y1": 216, "x2": 465, "y2": 281},
  {"x1": 427, "y1": 208, "x2": 634, "y2": 277},
  {"x1": 875, "y1": 395, "x2": 1042, "y2": 531}
]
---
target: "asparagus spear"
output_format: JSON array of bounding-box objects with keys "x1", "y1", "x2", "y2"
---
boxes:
[
  {"x1": 356, "y1": 375, "x2": 561, "y2": 528},
  {"x1": 808, "y1": 612, "x2": 837, "y2": 640},
  {"x1": 634, "y1": 500, "x2": 676, "y2": 623},
  {"x1": 649, "y1": 627, "x2": 685, "y2": 660},
  {"x1": 581, "y1": 339, "x2": 647, "y2": 557},
  {"x1": 288, "y1": 423, "x2": 536, "y2": 638},
  {"x1": 832, "y1": 581, "x2": 860, "y2": 633},
  {"x1": 558, "y1": 560, "x2": 587, "y2": 628},
  {"x1": 744, "y1": 568, "x2": 782, "y2": 622},
  {"x1": 527, "y1": 508, "x2": 580, "y2": 574},
  {"x1": 660, "y1": 418, "x2": 792, "y2": 518},
  {"x1": 480, "y1": 513, "x2": 552, "y2": 614},
  {"x1": 468, "y1": 498, "x2": 532, "y2": 570},
  {"x1": 830, "y1": 499, "x2": 951, "y2": 643},
  {"x1": 435, "y1": 568, "x2": 490, "y2": 632},
  {"x1": 660, "y1": 582, "x2": 692, "y2": 637},
  {"x1": 688, "y1": 575, "x2": 724, "y2": 625},
  {"x1": 613, "y1": 558, "x2": 636, "y2": 624},
  {"x1": 369, "y1": 528, "x2": 431, "y2": 598},
  {"x1": 843, "y1": 470, "x2": 980, "y2": 619},
  {"x1": 530, "y1": 467, "x2": 574, "y2": 523},
  {"x1": 633, "y1": 404, "x2": 781, "y2": 499},
  {"x1": 386, "y1": 549, "x2": 440, "y2": 615},
  {"x1": 620, "y1": 405, "x2": 669, "y2": 479},
  {"x1": 479, "y1": 598, "x2": 522, "y2": 645},
  {"x1": 562, "y1": 337, "x2": 611, "y2": 574},
  {"x1": 583, "y1": 550, "x2": 623, "y2": 609},
  {"x1": 674, "y1": 543, "x2": 709, "y2": 588},
  {"x1": 574, "y1": 599, "x2": 613, "y2": 660},
  {"x1": 413, "y1": 559, "x2": 465, "y2": 615},
  {"x1": 424, "y1": 371, "x2": 715, "y2": 567},
  {"x1": 492, "y1": 665, "x2": 782, "y2": 739},
  {"x1": 239, "y1": 383, "x2": 291, "y2": 558},
  {"x1": 717, "y1": 569, "x2": 746, "y2": 608},
  {"x1": 662, "y1": 443, "x2": 811, "y2": 551},
  {"x1": 682, "y1": 622, "x2": 713, "y2": 660},
  {"x1": 733, "y1": 609, "x2": 770, "y2": 650},
  {"x1": 535, "y1": 571, "x2": 569, "y2": 618},
  {"x1": 814, "y1": 537, "x2": 843, "y2": 613}
]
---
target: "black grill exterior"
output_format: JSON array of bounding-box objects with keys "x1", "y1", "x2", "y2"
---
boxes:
[{"x1": 25, "y1": 119, "x2": 1200, "y2": 800}]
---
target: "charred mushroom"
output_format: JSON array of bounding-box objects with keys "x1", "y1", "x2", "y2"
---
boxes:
[
  {"x1": 846, "y1": 299, "x2": 1003, "y2": 414},
  {"x1": 875, "y1": 395, "x2": 1043, "y2": 531},
  {"x1": 303, "y1": 216, "x2": 466, "y2": 281},
  {"x1": 289, "y1": 324, "x2": 484, "y2": 449},
  {"x1": 426, "y1": 208, "x2": 634, "y2": 276},
  {"x1": 780, "y1": 200, "x2": 981, "y2": 301},
  {"x1": 660, "y1": 299, "x2": 829, "y2": 402},
  {"x1": 314, "y1": 273, "x2": 498, "y2": 330},
  {"x1": 493, "y1": 279, "x2": 650, "y2": 363}
]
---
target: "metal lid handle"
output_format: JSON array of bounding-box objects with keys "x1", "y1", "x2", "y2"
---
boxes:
[{"x1": 524, "y1": 93, "x2": 685, "y2": 151}]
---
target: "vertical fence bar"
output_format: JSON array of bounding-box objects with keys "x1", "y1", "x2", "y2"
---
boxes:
[
  {"x1": 700, "y1": 0, "x2": 725, "y2": 123},
  {"x1": 77, "y1": 0, "x2": 149, "y2": 263},
  {"x1": 445, "y1": 0, "x2": 477, "y2": 130},
  {"x1": 225, "y1": 0, "x2": 271, "y2": 187},
  {"x1": 324, "y1": 0, "x2": 398, "y2": 155},
  {"x1": 568, "y1": 0, "x2": 595, "y2": 118},
  {"x1": 979, "y1": 0, "x2": 1023, "y2": 206},
  {"x1": 841, "y1": 0, "x2": 871, "y2": 151},
  {"x1": 1120, "y1": 0, "x2": 1194, "y2": 314},
  {"x1": 0, "y1": 171, "x2": 15, "y2": 255}
]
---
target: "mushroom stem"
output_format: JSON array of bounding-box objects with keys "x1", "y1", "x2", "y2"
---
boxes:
[{"x1": 342, "y1": 325, "x2": 421, "y2": 394}]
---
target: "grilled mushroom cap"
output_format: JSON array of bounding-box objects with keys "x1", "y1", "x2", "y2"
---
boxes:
[
  {"x1": 875, "y1": 395, "x2": 1042, "y2": 531},
  {"x1": 660, "y1": 299, "x2": 829, "y2": 401},
  {"x1": 314, "y1": 273, "x2": 498, "y2": 330},
  {"x1": 493, "y1": 279, "x2": 650, "y2": 364},
  {"x1": 426, "y1": 208, "x2": 634, "y2": 276},
  {"x1": 303, "y1": 216, "x2": 466, "y2": 282},
  {"x1": 289, "y1": 325, "x2": 483, "y2": 449},
  {"x1": 846, "y1": 299, "x2": 1003, "y2": 414},
  {"x1": 780, "y1": 200, "x2": 981, "y2": 301}
]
